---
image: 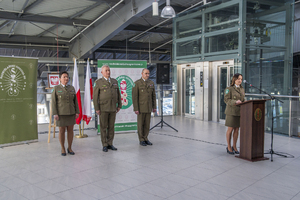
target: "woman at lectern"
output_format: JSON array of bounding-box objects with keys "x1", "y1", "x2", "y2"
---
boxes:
[
  {"x1": 51, "y1": 71, "x2": 79, "y2": 156},
  {"x1": 224, "y1": 73, "x2": 245, "y2": 155}
]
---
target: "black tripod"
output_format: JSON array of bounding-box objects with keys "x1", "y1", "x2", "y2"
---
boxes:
[
  {"x1": 244, "y1": 81, "x2": 287, "y2": 162},
  {"x1": 150, "y1": 84, "x2": 178, "y2": 132}
]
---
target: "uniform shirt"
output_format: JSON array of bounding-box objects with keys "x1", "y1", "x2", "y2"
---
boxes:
[
  {"x1": 51, "y1": 84, "x2": 80, "y2": 115},
  {"x1": 132, "y1": 78, "x2": 156, "y2": 113},
  {"x1": 93, "y1": 77, "x2": 122, "y2": 112},
  {"x1": 224, "y1": 85, "x2": 245, "y2": 116}
]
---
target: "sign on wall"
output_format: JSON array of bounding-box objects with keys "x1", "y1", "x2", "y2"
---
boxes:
[
  {"x1": 97, "y1": 60, "x2": 147, "y2": 132},
  {"x1": 0, "y1": 57, "x2": 38, "y2": 146},
  {"x1": 47, "y1": 73, "x2": 60, "y2": 88}
]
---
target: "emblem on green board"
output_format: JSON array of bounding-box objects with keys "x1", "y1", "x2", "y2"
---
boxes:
[{"x1": 116, "y1": 75, "x2": 134, "y2": 109}]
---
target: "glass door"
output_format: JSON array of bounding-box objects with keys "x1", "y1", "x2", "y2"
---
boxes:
[
  {"x1": 219, "y1": 66, "x2": 233, "y2": 121},
  {"x1": 185, "y1": 68, "x2": 195, "y2": 116}
]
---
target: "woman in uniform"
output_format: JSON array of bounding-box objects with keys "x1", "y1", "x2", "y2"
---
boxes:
[
  {"x1": 224, "y1": 73, "x2": 245, "y2": 154},
  {"x1": 51, "y1": 71, "x2": 79, "y2": 156}
]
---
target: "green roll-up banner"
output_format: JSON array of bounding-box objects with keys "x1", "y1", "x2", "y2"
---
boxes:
[
  {"x1": 97, "y1": 60, "x2": 147, "y2": 132},
  {"x1": 0, "y1": 57, "x2": 38, "y2": 146}
]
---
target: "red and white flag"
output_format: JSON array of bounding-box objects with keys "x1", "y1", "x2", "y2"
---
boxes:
[
  {"x1": 83, "y1": 60, "x2": 93, "y2": 125},
  {"x1": 72, "y1": 59, "x2": 82, "y2": 124}
]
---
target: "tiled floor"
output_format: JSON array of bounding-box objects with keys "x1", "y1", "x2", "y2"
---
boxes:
[{"x1": 1, "y1": 116, "x2": 300, "y2": 200}]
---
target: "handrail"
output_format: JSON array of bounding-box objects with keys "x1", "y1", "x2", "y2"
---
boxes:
[{"x1": 245, "y1": 93, "x2": 300, "y2": 99}]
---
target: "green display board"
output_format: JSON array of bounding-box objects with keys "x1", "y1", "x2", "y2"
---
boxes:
[
  {"x1": 0, "y1": 57, "x2": 38, "y2": 146},
  {"x1": 97, "y1": 60, "x2": 147, "y2": 132}
]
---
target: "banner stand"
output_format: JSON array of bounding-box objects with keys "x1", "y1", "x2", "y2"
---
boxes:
[{"x1": 47, "y1": 98, "x2": 56, "y2": 143}]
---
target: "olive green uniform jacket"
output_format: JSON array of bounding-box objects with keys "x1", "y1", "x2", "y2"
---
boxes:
[
  {"x1": 93, "y1": 78, "x2": 122, "y2": 112},
  {"x1": 132, "y1": 78, "x2": 156, "y2": 113},
  {"x1": 51, "y1": 84, "x2": 80, "y2": 116},
  {"x1": 224, "y1": 85, "x2": 245, "y2": 116}
]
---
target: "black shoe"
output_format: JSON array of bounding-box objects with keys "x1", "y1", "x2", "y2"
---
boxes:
[
  {"x1": 103, "y1": 146, "x2": 108, "y2": 152},
  {"x1": 61, "y1": 149, "x2": 66, "y2": 156},
  {"x1": 226, "y1": 147, "x2": 234, "y2": 155},
  {"x1": 140, "y1": 141, "x2": 147, "y2": 146},
  {"x1": 232, "y1": 146, "x2": 239, "y2": 154},
  {"x1": 145, "y1": 141, "x2": 153, "y2": 145},
  {"x1": 67, "y1": 148, "x2": 75, "y2": 155},
  {"x1": 108, "y1": 145, "x2": 117, "y2": 150}
]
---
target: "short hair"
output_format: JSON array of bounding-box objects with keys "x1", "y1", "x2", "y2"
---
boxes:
[
  {"x1": 142, "y1": 68, "x2": 149, "y2": 73},
  {"x1": 59, "y1": 71, "x2": 69, "y2": 78},
  {"x1": 101, "y1": 65, "x2": 110, "y2": 70},
  {"x1": 230, "y1": 73, "x2": 243, "y2": 86}
]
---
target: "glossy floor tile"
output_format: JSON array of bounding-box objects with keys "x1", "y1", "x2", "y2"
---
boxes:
[{"x1": 0, "y1": 116, "x2": 299, "y2": 200}]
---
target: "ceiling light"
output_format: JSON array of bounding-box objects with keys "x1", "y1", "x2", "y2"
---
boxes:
[{"x1": 161, "y1": 0, "x2": 175, "y2": 18}]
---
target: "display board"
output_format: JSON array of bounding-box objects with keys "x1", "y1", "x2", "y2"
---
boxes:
[
  {"x1": 0, "y1": 57, "x2": 38, "y2": 146},
  {"x1": 97, "y1": 60, "x2": 146, "y2": 132}
]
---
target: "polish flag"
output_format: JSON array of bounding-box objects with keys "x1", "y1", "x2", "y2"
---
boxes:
[
  {"x1": 83, "y1": 60, "x2": 93, "y2": 125},
  {"x1": 72, "y1": 59, "x2": 82, "y2": 124}
]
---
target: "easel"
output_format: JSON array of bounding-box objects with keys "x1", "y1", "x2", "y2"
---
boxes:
[{"x1": 47, "y1": 91, "x2": 56, "y2": 143}]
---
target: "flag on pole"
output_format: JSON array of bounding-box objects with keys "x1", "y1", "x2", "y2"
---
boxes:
[
  {"x1": 72, "y1": 58, "x2": 82, "y2": 124},
  {"x1": 83, "y1": 60, "x2": 92, "y2": 125}
]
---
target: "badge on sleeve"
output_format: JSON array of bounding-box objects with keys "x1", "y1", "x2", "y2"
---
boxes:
[{"x1": 225, "y1": 89, "x2": 229, "y2": 94}]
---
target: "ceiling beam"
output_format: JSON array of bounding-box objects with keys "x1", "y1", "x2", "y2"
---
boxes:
[
  {"x1": 0, "y1": 11, "x2": 92, "y2": 26},
  {"x1": 101, "y1": 40, "x2": 171, "y2": 50},
  {"x1": 0, "y1": 34, "x2": 69, "y2": 45},
  {"x1": 124, "y1": 24, "x2": 172, "y2": 34},
  {"x1": 69, "y1": 0, "x2": 166, "y2": 58}
]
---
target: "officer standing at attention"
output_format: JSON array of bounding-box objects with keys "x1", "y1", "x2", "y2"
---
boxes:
[
  {"x1": 51, "y1": 71, "x2": 79, "y2": 156},
  {"x1": 93, "y1": 65, "x2": 122, "y2": 152},
  {"x1": 132, "y1": 69, "x2": 157, "y2": 146},
  {"x1": 224, "y1": 73, "x2": 245, "y2": 155}
]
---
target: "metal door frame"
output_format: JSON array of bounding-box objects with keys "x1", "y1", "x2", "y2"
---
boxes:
[
  {"x1": 217, "y1": 65, "x2": 233, "y2": 123},
  {"x1": 182, "y1": 64, "x2": 196, "y2": 118}
]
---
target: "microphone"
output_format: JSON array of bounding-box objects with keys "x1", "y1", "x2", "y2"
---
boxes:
[{"x1": 243, "y1": 80, "x2": 252, "y2": 86}]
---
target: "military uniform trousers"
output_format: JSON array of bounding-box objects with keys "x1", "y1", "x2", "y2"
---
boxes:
[
  {"x1": 137, "y1": 112, "x2": 151, "y2": 142},
  {"x1": 99, "y1": 111, "x2": 116, "y2": 147}
]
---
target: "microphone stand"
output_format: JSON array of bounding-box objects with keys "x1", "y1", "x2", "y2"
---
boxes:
[{"x1": 245, "y1": 82, "x2": 287, "y2": 162}]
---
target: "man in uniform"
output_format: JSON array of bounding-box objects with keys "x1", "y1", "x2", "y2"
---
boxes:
[
  {"x1": 132, "y1": 69, "x2": 156, "y2": 146},
  {"x1": 93, "y1": 65, "x2": 122, "y2": 152}
]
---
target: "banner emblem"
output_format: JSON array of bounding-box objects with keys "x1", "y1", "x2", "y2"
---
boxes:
[{"x1": 0, "y1": 65, "x2": 26, "y2": 96}]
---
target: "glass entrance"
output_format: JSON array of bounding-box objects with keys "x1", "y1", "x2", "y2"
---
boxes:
[
  {"x1": 219, "y1": 66, "x2": 233, "y2": 121},
  {"x1": 185, "y1": 68, "x2": 195, "y2": 115}
]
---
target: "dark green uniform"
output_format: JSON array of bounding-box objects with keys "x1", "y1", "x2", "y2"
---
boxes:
[
  {"x1": 93, "y1": 77, "x2": 122, "y2": 147},
  {"x1": 132, "y1": 78, "x2": 156, "y2": 142},
  {"x1": 51, "y1": 84, "x2": 79, "y2": 127},
  {"x1": 224, "y1": 85, "x2": 245, "y2": 127}
]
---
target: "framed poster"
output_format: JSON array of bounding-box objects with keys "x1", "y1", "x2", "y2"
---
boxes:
[{"x1": 47, "y1": 73, "x2": 60, "y2": 88}]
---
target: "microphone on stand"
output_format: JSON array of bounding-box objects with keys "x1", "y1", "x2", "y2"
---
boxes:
[{"x1": 243, "y1": 80, "x2": 252, "y2": 87}]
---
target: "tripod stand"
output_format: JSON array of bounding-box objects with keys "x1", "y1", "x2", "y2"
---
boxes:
[
  {"x1": 244, "y1": 81, "x2": 287, "y2": 162},
  {"x1": 150, "y1": 84, "x2": 178, "y2": 132}
]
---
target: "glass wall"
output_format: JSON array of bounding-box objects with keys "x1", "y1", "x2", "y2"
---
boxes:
[{"x1": 172, "y1": 0, "x2": 295, "y2": 135}]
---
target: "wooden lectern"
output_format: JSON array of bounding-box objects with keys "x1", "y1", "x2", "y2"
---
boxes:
[{"x1": 237, "y1": 99, "x2": 269, "y2": 162}]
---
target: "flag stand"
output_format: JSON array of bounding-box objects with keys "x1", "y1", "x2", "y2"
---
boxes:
[{"x1": 75, "y1": 121, "x2": 88, "y2": 138}]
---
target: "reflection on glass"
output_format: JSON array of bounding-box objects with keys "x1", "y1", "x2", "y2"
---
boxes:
[
  {"x1": 177, "y1": 39, "x2": 201, "y2": 57},
  {"x1": 176, "y1": 15, "x2": 202, "y2": 38},
  {"x1": 185, "y1": 69, "x2": 195, "y2": 115},
  {"x1": 220, "y1": 67, "x2": 228, "y2": 120},
  {"x1": 205, "y1": 32, "x2": 238, "y2": 53},
  {"x1": 205, "y1": 4, "x2": 239, "y2": 32}
]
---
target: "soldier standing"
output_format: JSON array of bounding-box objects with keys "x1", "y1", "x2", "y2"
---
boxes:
[
  {"x1": 93, "y1": 65, "x2": 122, "y2": 152},
  {"x1": 132, "y1": 69, "x2": 157, "y2": 146}
]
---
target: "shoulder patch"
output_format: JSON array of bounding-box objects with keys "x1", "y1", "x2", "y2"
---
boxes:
[{"x1": 225, "y1": 89, "x2": 230, "y2": 94}]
